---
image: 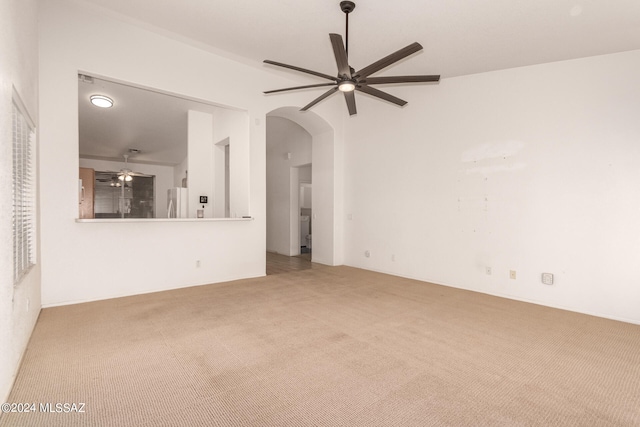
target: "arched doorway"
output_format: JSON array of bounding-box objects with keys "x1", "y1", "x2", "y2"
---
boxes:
[{"x1": 266, "y1": 107, "x2": 335, "y2": 267}]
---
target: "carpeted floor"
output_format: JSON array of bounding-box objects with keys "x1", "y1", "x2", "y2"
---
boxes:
[{"x1": 2, "y1": 264, "x2": 639, "y2": 426}]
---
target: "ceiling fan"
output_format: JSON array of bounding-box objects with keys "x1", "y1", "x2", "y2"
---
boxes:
[
  {"x1": 118, "y1": 154, "x2": 135, "y2": 182},
  {"x1": 263, "y1": 1, "x2": 440, "y2": 116},
  {"x1": 95, "y1": 172, "x2": 124, "y2": 187},
  {"x1": 98, "y1": 154, "x2": 151, "y2": 183}
]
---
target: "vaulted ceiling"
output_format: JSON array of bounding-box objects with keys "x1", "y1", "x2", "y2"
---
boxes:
[
  {"x1": 78, "y1": 0, "x2": 640, "y2": 79},
  {"x1": 76, "y1": 0, "x2": 640, "y2": 165}
]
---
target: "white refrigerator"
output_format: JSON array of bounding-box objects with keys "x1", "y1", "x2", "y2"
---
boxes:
[{"x1": 167, "y1": 187, "x2": 188, "y2": 218}]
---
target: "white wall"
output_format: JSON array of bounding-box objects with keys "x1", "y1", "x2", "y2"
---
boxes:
[
  {"x1": 212, "y1": 137, "x2": 228, "y2": 217},
  {"x1": 79, "y1": 158, "x2": 174, "y2": 218},
  {"x1": 343, "y1": 50, "x2": 640, "y2": 324},
  {"x1": 187, "y1": 110, "x2": 214, "y2": 218},
  {"x1": 299, "y1": 164, "x2": 312, "y2": 184},
  {"x1": 266, "y1": 116, "x2": 312, "y2": 255},
  {"x1": 37, "y1": 0, "x2": 345, "y2": 307},
  {"x1": 311, "y1": 129, "x2": 337, "y2": 266},
  {"x1": 186, "y1": 107, "x2": 250, "y2": 219},
  {"x1": 0, "y1": 0, "x2": 41, "y2": 402},
  {"x1": 174, "y1": 156, "x2": 188, "y2": 188},
  {"x1": 213, "y1": 107, "x2": 250, "y2": 218}
]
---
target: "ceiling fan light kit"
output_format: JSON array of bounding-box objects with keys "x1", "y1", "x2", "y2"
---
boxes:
[
  {"x1": 118, "y1": 154, "x2": 134, "y2": 181},
  {"x1": 118, "y1": 173, "x2": 133, "y2": 182},
  {"x1": 338, "y1": 80, "x2": 356, "y2": 92},
  {"x1": 264, "y1": 1, "x2": 440, "y2": 116}
]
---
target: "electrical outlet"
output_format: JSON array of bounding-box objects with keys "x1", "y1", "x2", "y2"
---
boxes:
[
  {"x1": 486, "y1": 267, "x2": 492, "y2": 275},
  {"x1": 365, "y1": 250, "x2": 370, "y2": 258},
  {"x1": 542, "y1": 273, "x2": 554, "y2": 285},
  {"x1": 391, "y1": 254, "x2": 396, "y2": 262},
  {"x1": 510, "y1": 270, "x2": 516, "y2": 280},
  {"x1": 196, "y1": 260, "x2": 201, "y2": 268}
]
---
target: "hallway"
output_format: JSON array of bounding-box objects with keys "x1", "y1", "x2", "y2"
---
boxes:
[{"x1": 266, "y1": 252, "x2": 313, "y2": 275}]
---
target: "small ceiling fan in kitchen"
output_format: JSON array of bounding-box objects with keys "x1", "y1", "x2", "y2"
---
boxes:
[
  {"x1": 95, "y1": 172, "x2": 125, "y2": 187},
  {"x1": 96, "y1": 154, "x2": 151, "y2": 185},
  {"x1": 117, "y1": 154, "x2": 154, "y2": 181},
  {"x1": 263, "y1": 1, "x2": 440, "y2": 116},
  {"x1": 117, "y1": 154, "x2": 135, "y2": 182}
]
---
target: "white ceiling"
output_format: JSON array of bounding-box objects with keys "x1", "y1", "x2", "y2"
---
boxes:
[
  {"x1": 78, "y1": 75, "x2": 224, "y2": 165},
  {"x1": 79, "y1": 0, "x2": 640, "y2": 79},
  {"x1": 76, "y1": 0, "x2": 640, "y2": 164}
]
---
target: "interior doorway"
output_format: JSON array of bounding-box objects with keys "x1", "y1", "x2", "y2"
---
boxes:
[
  {"x1": 265, "y1": 107, "x2": 335, "y2": 271},
  {"x1": 298, "y1": 175, "x2": 312, "y2": 260}
]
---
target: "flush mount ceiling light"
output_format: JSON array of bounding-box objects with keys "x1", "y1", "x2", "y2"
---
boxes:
[{"x1": 90, "y1": 94, "x2": 113, "y2": 108}]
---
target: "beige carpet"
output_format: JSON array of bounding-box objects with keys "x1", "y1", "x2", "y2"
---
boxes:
[{"x1": 2, "y1": 264, "x2": 639, "y2": 426}]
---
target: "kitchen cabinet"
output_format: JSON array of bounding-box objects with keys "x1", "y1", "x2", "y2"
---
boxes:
[{"x1": 79, "y1": 167, "x2": 95, "y2": 219}]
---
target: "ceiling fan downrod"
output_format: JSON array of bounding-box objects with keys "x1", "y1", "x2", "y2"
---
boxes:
[{"x1": 340, "y1": 1, "x2": 356, "y2": 57}]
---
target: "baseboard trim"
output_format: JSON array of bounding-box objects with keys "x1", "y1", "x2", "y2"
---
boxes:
[
  {"x1": 347, "y1": 264, "x2": 640, "y2": 326},
  {"x1": 41, "y1": 273, "x2": 265, "y2": 308}
]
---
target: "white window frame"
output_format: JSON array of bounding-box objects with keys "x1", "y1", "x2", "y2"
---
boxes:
[{"x1": 12, "y1": 88, "x2": 37, "y2": 286}]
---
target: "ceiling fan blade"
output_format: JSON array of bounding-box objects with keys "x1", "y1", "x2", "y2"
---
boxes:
[
  {"x1": 264, "y1": 83, "x2": 337, "y2": 94},
  {"x1": 363, "y1": 75, "x2": 440, "y2": 84},
  {"x1": 356, "y1": 85, "x2": 407, "y2": 107},
  {"x1": 300, "y1": 87, "x2": 339, "y2": 111},
  {"x1": 355, "y1": 42, "x2": 423, "y2": 79},
  {"x1": 264, "y1": 60, "x2": 338, "y2": 82},
  {"x1": 329, "y1": 33, "x2": 351, "y2": 78},
  {"x1": 344, "y1": 90, "x2": 357, "y2": 116}
]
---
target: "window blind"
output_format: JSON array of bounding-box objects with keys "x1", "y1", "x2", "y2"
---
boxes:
[{"x1": 12, "y1": 98, "x2": 36, "y2": 285}]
